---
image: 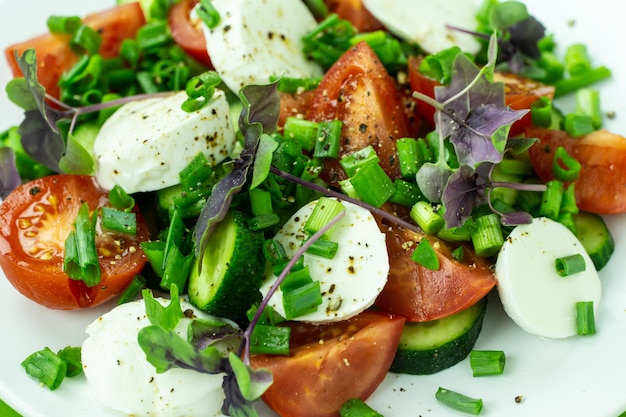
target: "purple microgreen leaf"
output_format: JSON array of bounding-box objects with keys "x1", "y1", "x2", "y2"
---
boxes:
[
  {"x1": 449, "y1": 104, "x2": 528, "y2": 166},
  {"x1": 15, "y1": 49, "x2": 71, "y2": 134},
  {"x1": 501, "y1": 210, "x2": 534, "y2": 226},
  {"x1": 507, "y1": 16, "x2": 546, "y2": 60},
  {"x1": 442, "y1": 164, "x2": 487, "y2": 228},
  {"x1": 221, "y1": 364, "x2": 267, "y2": 417},
  {"x1": 0, "y1": 147, "x2": 21, "y2": 199},
  {"x1": 416, "y1": 160, "x2": 453, "y2": 203},
  {"x1": 194, "y1": 83, "x2": 280, "y2": 260},
  {"x1": 18, "y1": 110, "x2": 64, "y2": 172}
]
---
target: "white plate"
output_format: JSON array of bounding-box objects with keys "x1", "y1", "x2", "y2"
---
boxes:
[{"x1": 1, "y1": 1, "x2": 625, "y2": 416}]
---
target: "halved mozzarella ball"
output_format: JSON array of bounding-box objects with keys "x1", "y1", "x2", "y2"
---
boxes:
[
  {"x1": 93, "y1": 90, "x2": 235, "y2": 193},
  {"x1": 81, "y1": 298, "x2": 236, "y2": 417},
  {"x1": 495, "y1": 217, "x2": 601, "y2": 338},
  {"x1": 362, "y1": 0, "x2": 482, "y2": 54},
  {"x1": 260, "y1": 199, "x2": 389, "y2": 323},
  {"x1": 201, "y1": 0, "x2": 323, "y2": 93}
]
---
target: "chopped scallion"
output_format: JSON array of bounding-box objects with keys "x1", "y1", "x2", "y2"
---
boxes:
[
  {"x1": 575, "y1": 301, "x2": 596, "y2": 335},
  {"x1": 411, "y1": 238, "x2": 440, "y2": 271},
  {"x1": 469, "y1": 350, "x2": 506, "y2": 377},
  {"x1": 339, "y1": 398, "x2": 384, "y2": 417},
  {"x1": 197, "y1": 0, "x2": 221, "y2": 29},
  {"x1": 101, "y1": 207, "x2": 137, "y2": 235},
  {"x1": 552, "y1": 146, "x2": 581, "y2": 182},
  {"x1": 349, "y1": 161, "x2": 396, "y2": 208},
  {"x1": 249, "y1": 324, "x2": 291, "y2": 355},
  {"x1": 117, "y1": 275, "x2": 147, "y2": 305},
  {"x1": 314, "y1": 120, "x2": 342, "y2": 159},
  {"x1": 340, "y1": 145, "x2": 379, "y2": 177},
  {"x1": 21, "y1": 347, "x2": 67, "y2": 390},
  {"x1": 305, "y1": 238, "x2": 339, "y2": 259},
  {"x1": 283, "y1": 117, "x2": 319, "y2": 152},
  {"x1": 555, "y1": 253, "x2": 586, "y2": 277},
  {"x1": 410, "y1": 201, "x2": 445, "y2": 235},
  {"x1": 282, "y1": 280, "x2": 323, "y2": 320},
  {"x1": 63, "y1": 203, "x2": 101, "y2": 286},
  {"x1": 47, "y1": 15, "x2": 81, "y2": 34},
  {"x1": 470, "y1": 214, "x2": 504, "y2": 258},
  {"x1": 435, "y1": 387, "x2": 483, "y2": 415},
  {"x1": 108, "y1": 185, "x2": 135, "y2": 211},
  {"x1": 539, "y1": 180, "x2": 564, "y2": 220},
  {"x1": 304, "y1": 197, "x2": 346, "y2": 239}
]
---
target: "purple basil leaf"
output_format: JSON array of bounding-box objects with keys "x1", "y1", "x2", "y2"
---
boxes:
[
  {"x1": 449, "y1": 104, "x2": 528, "y2": 166},
  {"x1": 442, "y1": 164, "x2": 485, "y2": 228},
  {"x1": 435, "y1": 53, "x2": 505, "y2": 139},
  {"x1": 508, "y1": 16, "x2": 545, "y2": 60},
  {"x1": 18, "y1": 110, "x2": 64, "y2": 172},
  {"x1": 416, "y1": 161, "x2": 453, "y2": 203},
  {"x1": 501, "y1": 210, "x2": 533, "y2": 226},
  {"x1": 0, "y1": 147, "x2": 21, "y2": 199},
  {"x1": 15, "y1": 49, "x2": 69, "y2": 134},
  {"x1": 221, "y1": 357, "x2": 272, "y2": 417},
  {"x1": 194, "y1": 83, "x2": 280, "y2": 259}
]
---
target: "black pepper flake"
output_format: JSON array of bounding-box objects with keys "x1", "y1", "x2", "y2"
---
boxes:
[
  {"x1": 223, "y1": 24, "x2": 231, "y2": 33},
  {"x1": 29, "y1": 186, "x2": 41, "y2": 196},
  {"x1": 359, "y1": 123, "x2": 368, "y2": 133}
]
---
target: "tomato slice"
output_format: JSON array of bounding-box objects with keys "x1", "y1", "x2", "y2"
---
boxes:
[
  {"x1": 168, "y1": 0, "x2": 213, "y2": 68},
  {"x1": 526, "y1": 127, "x2": 626, "y2": 214},
  {"x1": 325, "y1": 0, "x2": 385, "y2": 32},
  {"x1": 373, "y1": 211, "x2": 496, "y2": 322},
  {"x1": 408, "y1": 56, "x2": 554, "y2": 135},
  {"x1": 250, "y1": 311, "x2": 405, "y2": 417},
  {"x1": 307, "y1": 41, "x2": 411, "y2": 183},
  {"x1": 4, "y1": 2, "x2": 145, "y2": 99},
  {"x1": 278, "y1": 90, "x2": 315, "y2": 129},
  {"x1": 0, "y1": 175, "x2": 150, "y2": 309}
]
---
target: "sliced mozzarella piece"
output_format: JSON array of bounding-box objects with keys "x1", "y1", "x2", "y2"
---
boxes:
[
  {"x1": 495, "y1": 217, "x2": 601, "y2": 339},
  {"x1": 201, "y1": 0, "x2": 323, "y2": 93},
  {"x1": 260, "y1": 199, "x2": 389, "y2": 323},
  {"x1": 82, "y1": 298, "x2": 236, "y2": 417},
  {"x1": 93, "y1": 90, "x2": 235, "y2": 194},
  {"x1": 362, "y1": 0, "x2": 481, "y2": 54}
]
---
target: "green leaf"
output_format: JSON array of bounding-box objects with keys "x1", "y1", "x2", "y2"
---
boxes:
[
  {"x1": 411, "y1": 238, "x2": 440, "y2": 270},
  {"x1": 58, "y1": 131, "x2": 94, "y2": 174},
  {"x1": 228, "y1": 352, "x2": 273, "y2": 402},
  {"x1": 142, "y1": 285, "x2": 183, "y2": 331},
  {"x1": 250, "y1": 133, "x2": 279, "y2": 190},
  {"x1": 5, "y1": 78, "x2": 38, "y2": 111}
]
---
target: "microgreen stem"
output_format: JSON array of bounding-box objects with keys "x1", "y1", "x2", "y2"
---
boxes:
[
  {"x1": 240, "y1": 209, "x2": 346, "y2": 364},
  {"x1": 269, "y1": 165, "x2": 422, "y2": 234}
]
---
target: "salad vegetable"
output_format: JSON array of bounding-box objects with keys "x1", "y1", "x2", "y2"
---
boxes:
[{"x1": 1, "y1": 0, "x2": 625, "y2": 416}]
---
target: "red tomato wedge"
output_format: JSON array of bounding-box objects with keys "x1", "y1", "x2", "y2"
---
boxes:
[
  {"x1": 250, "y1": 311, "x2": 405, "y2": 417},
  {"x1": 307, "y1": 41, "x2": 411, "y2": 183},
  {"x1": 168, "y1": 0, "x2": 213, "y2": 68},
  {"x1": 278, "y1": 90, "x2": 315, "y2": 129},
  {"x1": 325, "y1": 0, "x2": 384, "y2": 32},
  {"x1": 526, "y1": 127, "x2": 626, "y2": 213},
  {"x1": 0, "y1": 175, "x2": 150, "y2": 310},
  {"x1": 408, "y1": 56, "x2": 554, "y2": 136},
  {"x1": 374, "y1": 214, "x2": 496, "y2": 322},
  {"x1": 4, "y1": 2, "x2": 145, "y2": 99}
]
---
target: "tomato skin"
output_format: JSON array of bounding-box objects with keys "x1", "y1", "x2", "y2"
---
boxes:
[
  {"x1": 4, "y1": 2, "x2": 145, "y2": 99},
  {"x1": 168, "y1": 0, "x2": 213, "y2": 68},
  {"x1": 307, "y1": 41, "x2": 411, "y2": 183},
  {"x1": 250, "y1": 311, "x2": 405, "y2": 417},
  {"x1": 373, "y1": 211, "x2": 496, "y2": 322},
  {"x1": 0, "y1": 175, "x2": 150, "y2": 310},
  {"x1": 408, "y1": 56, "x2": 554, "y2": 135},
  {"x1": 526, "y1": 127, "x2": 626, "y2": 213},
  {"x1": 325, "y1": 0, "x2": 384, "y2": 32}
]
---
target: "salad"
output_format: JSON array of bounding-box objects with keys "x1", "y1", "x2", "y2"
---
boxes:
[{"x1": 1, "y1": 1, "x2": 625, "y2": 417}]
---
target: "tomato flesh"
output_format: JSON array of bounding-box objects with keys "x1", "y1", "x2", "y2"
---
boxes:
[
  {"x1": 526, "y1": 127, "x2": 626, "y2": 213},
  {"x1": 250, "y1": 311, "x2": 405, "y2": 417},
  {"x1": 4, "y1": 2, "x2": 145, "y2": 99},
  {"x1": 307, "y1": 41, "x2": 411, "y2": 183},
  {"x1": 0, "y1": 175, "x2": 150, "y2": 309},
  {"x1": 168, "y1": 0, "x2": 213, "y2": 68},
  {"x1": 373, "y1": 210, "x2": 496, "y2": 322}
]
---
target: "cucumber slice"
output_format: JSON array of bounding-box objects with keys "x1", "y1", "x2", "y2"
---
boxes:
[
  {"x1": 188, "y1": 210, "x2": 265, "y2": 323},
  {"x1": 390, "y1": 297, "x2": 487, "y2": 375},
  {"x1": 573, "y1": 211, "x2": 615, "y2": 271}
]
